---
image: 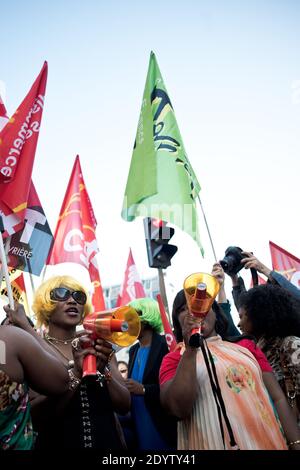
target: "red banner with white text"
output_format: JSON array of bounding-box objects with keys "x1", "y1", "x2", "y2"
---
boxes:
[
  {"x1": 0, "y1": 62, "x2": 48, "y2": 237},
  {"x1": 47, "y1": 156, "x2": 105, "y2": 310}
]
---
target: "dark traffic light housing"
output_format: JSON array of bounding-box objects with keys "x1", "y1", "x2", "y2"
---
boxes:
[{"x1": 143, "y1": 218, "x2": 178, "y2": 269}]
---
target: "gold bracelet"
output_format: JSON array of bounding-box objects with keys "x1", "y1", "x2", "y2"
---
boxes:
[{"x1": 288, "y1": 439, "x2": 300, "y2": 447}]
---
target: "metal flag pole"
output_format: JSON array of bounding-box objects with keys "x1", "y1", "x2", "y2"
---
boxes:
[
  {"x1": 157, "y1": 268, "x2": 172, "y2": 325},
  {"x1": 0, "y1": 234, "x2": 14, "y2": 307},
  {"x1": 41, "y1": 263, "x2": 48, "y2": 283},
  {"x1": 197, "y1": 195, "x2": 218, "y2": 263},
  {"x1": 0, "y1": 237, "x2": 9, "y2": 288},
  {"x1": 26, "y1": 256, "x2": 35, "y2": 295}
]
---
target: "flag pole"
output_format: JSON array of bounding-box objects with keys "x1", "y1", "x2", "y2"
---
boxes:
[
  {"x1": 157, "y1": 268, "x2": 171, "y2": 324},
  {"x1": 0, "y1": 234, "x2": 14, "y2": 307},
  {"x1": 197, "y1": 195, "x2": 218, "y2": 263},
  {"x1": 26, "y1": 256, "x2": 35, "y2": 295},
  {"x1": 41, "y1": 264, "x2": 47, "y2": 282},
  {"x1": 0, "y1": 237, "x2": 9, "y2": 287}
]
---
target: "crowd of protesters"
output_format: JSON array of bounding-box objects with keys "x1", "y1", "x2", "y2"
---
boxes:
[{"x1": 1, "y1": 252, "x2": 300, "y2": 450}]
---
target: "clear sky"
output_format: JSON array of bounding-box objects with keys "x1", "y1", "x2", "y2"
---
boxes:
[{"x1": 1, "y1": 0, "x2": 299, "y2": 320}]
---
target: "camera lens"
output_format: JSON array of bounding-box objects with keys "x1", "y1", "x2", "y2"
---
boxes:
[
  {"x1": 220, "y1": 247, "x2": 244, "y2": 276},
  {"x1": 220, "y1": 258, "x2": 229, "y2": 272}
]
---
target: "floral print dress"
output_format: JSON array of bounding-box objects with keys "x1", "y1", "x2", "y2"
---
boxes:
[{"x1": 0, "y1": 370, "x2": 33, "y2": 450}]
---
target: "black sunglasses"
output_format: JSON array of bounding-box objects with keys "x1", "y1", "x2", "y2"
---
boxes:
[{"x1": 50, "y1": 288, "x2": 87, "y2": 305}]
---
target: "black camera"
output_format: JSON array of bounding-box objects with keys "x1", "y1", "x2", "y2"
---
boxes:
[{"x1": 220, "y1": 246, "x2": 245, "y2": 276}]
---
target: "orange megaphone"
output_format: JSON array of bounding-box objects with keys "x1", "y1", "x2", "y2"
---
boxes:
[
  {"x1": 184, "y1": 273, "x2": 220, "y2": 348},
  {"x1": 82, "y1": 306, "x2": 141, "y2": 377}
]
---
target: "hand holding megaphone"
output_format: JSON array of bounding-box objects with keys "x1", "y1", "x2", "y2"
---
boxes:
[
  {"x1": 81, "y1": 306, "x2": 141, "y2": 378},
  {"x1": 70, "y1": 332, "x2": 113, "y2": 380},
  {"x1": 184, "y1": 273, "x2": 220, "y2": 348}
]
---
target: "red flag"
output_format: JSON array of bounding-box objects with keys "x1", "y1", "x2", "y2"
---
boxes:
[
  {"x1": 0, "y1": 62, "x2": 48, "y2": 236},
  {"x1": 156, "y1": 294, "x2": 177, "y2": 352},
  {"x1": 116, "y1": 249, "x2": 145, "y2": 306},
  {"x1": 47, "y1": 156, "x2": 105, "y2": 310},
  {"x1": 269, "y1": 241, "x2": 300, "y2": 289},
  {"x1": 0, "y1": 94, "x2": 9, "y2": 131}
]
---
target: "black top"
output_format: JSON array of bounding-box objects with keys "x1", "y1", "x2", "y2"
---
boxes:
[{"x1": 35, "y1": 378, "x2": 124, "y2": 450}]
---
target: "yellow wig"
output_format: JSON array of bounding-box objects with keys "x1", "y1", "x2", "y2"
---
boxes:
[{"x1": 32, "y1": 275, "x2": 92, "y2": 327}]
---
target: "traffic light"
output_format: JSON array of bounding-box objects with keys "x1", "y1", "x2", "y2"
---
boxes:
[{"x1": 143, "y1": 218, "x2": 178, "y2": 269}]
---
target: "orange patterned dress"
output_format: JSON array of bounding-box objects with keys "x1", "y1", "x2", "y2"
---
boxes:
[{"x1": 160, "y1": 336, "x2": 288, "y2": 450}]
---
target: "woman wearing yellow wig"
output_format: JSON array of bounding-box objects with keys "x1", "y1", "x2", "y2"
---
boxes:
[{"x1": 27, "y1": 275, "x2": 130, "y2": 449}]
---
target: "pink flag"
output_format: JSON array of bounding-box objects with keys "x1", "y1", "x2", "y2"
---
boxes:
[
  {"x1": 269, "y1": 241, "x2": 300, "y2": 289},
  {"x1": 157, "y1": 294, "x2": 177, "y2": 351},
  {"x1": 116, "y1": 249, "x2": 145, "y2": 306},
  {"x1": 47, "y1": 156, "x2": 106, "y2": 311}
]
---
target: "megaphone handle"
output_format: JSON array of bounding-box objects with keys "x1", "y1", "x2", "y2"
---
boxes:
[
  {"x1": 82, "y1": 354, "x2": 97, "y2": 377},
  {"x1": 189, "y1": 325, "x2": 203, "y2": 348},
  {"x1": 191, "y1": 325, "x2": 202, "y2": 337}
]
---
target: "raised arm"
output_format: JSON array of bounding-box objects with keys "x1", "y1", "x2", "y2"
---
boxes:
[
  {"x1": 242, "y1": 252, "x2": 300, "y2": 301},
  {"x1": 160, "y1": 314, "x2": 198, "y2": 419},
  {"x1": 212, "y1": 263, "x2": 240, "y2": 337}
]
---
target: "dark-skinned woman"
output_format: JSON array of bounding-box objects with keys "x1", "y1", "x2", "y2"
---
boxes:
[
  {"x1": 238, "y1": 284, "x2": 300, "y2": 428},
  {"x1": 12, "y1": 275, "x2": 130, "y2": 450},
  {"x1": 0, "y1": 303, "x2": 69, "y2": 450},
  {"x1": 159, "y1": 290, "x2": 300, "y2": 450}
]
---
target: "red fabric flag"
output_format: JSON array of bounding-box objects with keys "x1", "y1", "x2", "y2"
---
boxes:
[
  {"x1": 0, "y1": 62, "x2": 48, "y2": 236},
  {"x1": 116, "y1": 249, "x2": 145, "y2": 306},
  {"x1": 47, "y1": 156, "x2": 105, "y2": 310},
  {"x1": 156, "y1": 294, "x2": 177, "y2": 352},
  {"x1": 269, "y1": 241, "x2": 300, "y2": 289}
]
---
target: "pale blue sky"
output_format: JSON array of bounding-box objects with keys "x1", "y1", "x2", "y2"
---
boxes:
[{"x1": 1, "y1": 0, "x2": 300, "y2": 316}]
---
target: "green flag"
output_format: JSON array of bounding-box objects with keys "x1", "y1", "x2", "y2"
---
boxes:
[{"x1": 121, "y1": 52, "x2": 203, "y2": 253}]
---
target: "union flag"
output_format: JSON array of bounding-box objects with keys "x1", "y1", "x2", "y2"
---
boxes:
[
  {"x1": 0, "y1": 62, "x2": 48, "y2": 237},
  {"x1": 47, "y1": 156, "x2": 105, "y2": 311}
]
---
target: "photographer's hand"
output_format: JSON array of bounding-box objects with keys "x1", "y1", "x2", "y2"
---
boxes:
[
  {"x1": 212, "y1": 263, "x2": 226, "y2": 303},
  {"x1": 212, "y1": 263, "x2": 225, "y2": 286},
  {"x1": 241, "y1": 252, "x2": 271, "y2": 278}
]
